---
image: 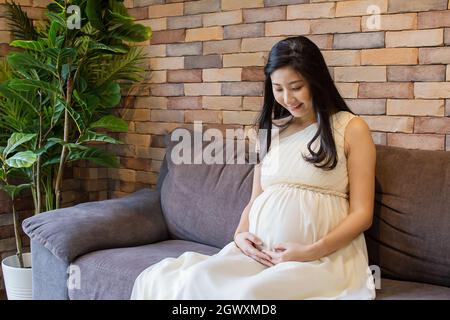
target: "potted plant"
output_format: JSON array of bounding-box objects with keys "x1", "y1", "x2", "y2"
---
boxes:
[
  {"x1": 0, "y1": 133, "x2": 37, "y2": 299},
  {"x1": 0, "y1": 0, "x2": 151, "y2": 299}
]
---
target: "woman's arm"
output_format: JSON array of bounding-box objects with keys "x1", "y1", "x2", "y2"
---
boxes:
[
  {"x1": 233, "y1": 163, "x2": 263, "y2": 238},
  {"x1": 311, "y1": 116, "x2": 376, "y2": 259},
  {"x1": 233, "y1": 163, "x2": 273, "y2": 266}
]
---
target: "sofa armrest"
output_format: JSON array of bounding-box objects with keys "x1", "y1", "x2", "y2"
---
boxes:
[{"x1": 22, "y1": 188, "x2": 169, "y2": 263}]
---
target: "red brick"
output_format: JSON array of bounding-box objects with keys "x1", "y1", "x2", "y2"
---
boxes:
[
  {"x1": 346, "y1": 99, "x2": 386, "y2": 115},
  {"x1": 167, "y1": 15, "x2": 202, "y2": 29},
  {"x1": 361, "y1": 115, "x2": 414, "y2": 132},
  {"x1": 333, "y1": 32, "x2": 384, "y2": 49},
  {"x1": 128, "y1": 7, "x2": 148, "y2": 20},
  {"x1": 388, "y1": 0, "x2": 448, "y2": 13},
  {"x1": 388, "y1": 133, "x2": 445, "y2": 150},
  {"x1": 387, "y1": 99, "x2": 445, "y2": 116},
  {"x1": 414, "y1": 82, "x2": 450, "y2": 99},
  {"x1": 203, "y1": 11, "x2": 242, "y2": 27},
  {"x1": 149, "y1": 84, "x2": 184, "y2": 97},
  {"x1": 418, "y1": 10, "x2": 450, "y2": 28},
  {"x1": 242, "y1": 67, "x2": 265, "y2": 81},
  {"x1": 224, "y1": 23, "x2": 264, "y2": 39},
  {"x1": 419, "y1": 47, "x2": 450, "y2": 64},
  {"x1": 222, "y1": 0, "x2": 265, "y2": 11},
  {"x1": 387, "y1": 65, "x2": 446, "y2": 82},
  {"x1": 167, "y1": 69, "x2": 202, "y2": 83},
  {"x1": 359, "y1": 82, "x2": 413, "y2": 99},
  {"x1": 311, "y1": 17, "x2": 360, "y2": 34},
  {"x1": 150, "y1": 29, "x2": 185, "y2": 45},
  {"x1": 168, "y1": 96, "x2": 202, "y2": 110},
  {"x1": 120, "y1": 158, "x2": 152, "y2": 171},
  {"x1": 185, "y1": 110, "x2": 222, "y2": 123},
  {"x1": 167, "y1": 42, "x2": 202, "y2": 56},
  {"x1": 265, "y1": 0, "x2": 308, "y2": 6},
  {"x1": 243, "y1": 6, "x2": 286, "y2": 23},
  {"x1": 184, "y1": 0, "x2": 221, "y2": 14},
  {"x1": 221, "y1": 82, "x2": 264, "y2": 96},
  {"x1": 414, "y1": 117, "x2": 450, "y2": 134},
  {"x1": 151, "y1": 110, "x2": 184, "y2": 122},
  {"x1": 147, "y1": 3, "x2": 184, "y2": 18},
  {"x1": 185, "y1": 55, "x2": 222, "y2": 69},
  {"x1": 203, "y1": 39, "x2": 241, "y2": 55}
]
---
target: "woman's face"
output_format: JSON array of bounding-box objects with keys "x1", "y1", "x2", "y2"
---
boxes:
[{"x1": 270, "y1": 66, "x2": 314, "y2": 120}]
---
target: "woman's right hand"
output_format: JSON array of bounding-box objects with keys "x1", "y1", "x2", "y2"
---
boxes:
[{"x1": 234, "y1": 232, "x2": 274, "y2": 267}]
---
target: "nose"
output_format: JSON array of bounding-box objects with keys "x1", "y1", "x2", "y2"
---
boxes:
[{"x1": 283, "y1": 91, "x2": 297, "y2": 106}]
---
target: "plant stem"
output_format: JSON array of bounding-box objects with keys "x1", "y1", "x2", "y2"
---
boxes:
[
  {"x1": 11, "y1": 202, "x2": 24, "y2": 268},
  {"x1": 55, "y1": 74, "x2": 73, "y2": 209},
  {"x1": 36, "y1": 91, "x2": 42, "y2": 214}
]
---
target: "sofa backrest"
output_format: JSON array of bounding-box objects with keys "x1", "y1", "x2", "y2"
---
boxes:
[
  {"x1": 366, "y1": 145, "x2": 450, "y2": 288},
  {"x1": 159, "y1": 130, "x2": 254, "y2": 248}
]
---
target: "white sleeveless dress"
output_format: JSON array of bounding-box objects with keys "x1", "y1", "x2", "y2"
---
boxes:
[{"x1": 131, "y1": 111, "x2": 376, "y2": 300}]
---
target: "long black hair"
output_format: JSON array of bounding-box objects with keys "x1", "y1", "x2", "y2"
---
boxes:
[{"x1": 257, "y1": 36, "x2": 353, "y2": 170}]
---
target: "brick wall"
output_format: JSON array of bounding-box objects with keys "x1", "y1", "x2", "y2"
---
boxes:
[{"x1": 106, "y1": 0, "x2": 450, "y2": 197}]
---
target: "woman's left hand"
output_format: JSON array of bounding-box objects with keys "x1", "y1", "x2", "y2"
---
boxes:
[{"x1": 262, "y1": 242, "x2": 320, "y2": 264}]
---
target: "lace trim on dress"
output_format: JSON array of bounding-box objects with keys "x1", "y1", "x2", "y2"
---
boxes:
[{"x1": 266, "y1": 182, "x2": 349, "y2": 199}]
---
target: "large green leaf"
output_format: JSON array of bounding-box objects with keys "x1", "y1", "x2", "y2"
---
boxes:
[
  {"x1": 0, "y1": 183, "x2": 32, "y2": 200},
  {"x1": 68, "y1": 146, "x2": 119, "y2": 167},
  {"x1": 34, "y1": 138, "x2": 61, "y2": 156},
  {"x1": 51, "y1": 99, "x2": 66, "y2": 126},
  {"x1": 10, "y1": 40, "x2": 45, "y2": 52},
  {"x1": 66, "y1": 105, "x2": 86, "y2": 133},
  {"x1": 0, "y1": 83, "x2": 39, "y2": 115},
  {"x1": 97, "y1": 82, "x2": 121, "y2": 107},
  {"x1": 8, "y1": 79, "x2": 61, "y2": 96},
  {"x1": 6, "y1": 151, "x2": 37, "y2": 168},
  {"x1": 92, "y1": 47, "x2": 147, "y2": 86},
  {"x1": 88, "y1": 41, "x2": 128, "y2": 54},
  {"x1": 45, "y1": 11, "x2": 67, "y2": 30},
  {"x1": 7, "y1": 52, "x2": 56, "y2": 76},
  {"x1": 89, "y1": 115, "x2": 128, "y2": 132},
  {"x1": 3, "y1": 133, "x2": 37, "y2": 158},
  {"x1": 43, "y1": 48, "x2": 76, "y2": 65},
  {"x1": 48, "y1": 21, "x2": 59, "y2": 48},
  {"x1": 109, "y1": 23, "x2": 151, "y2": 42},
  {"x1": 79, "y1": 130, "x2": 123, "y2": 144}
]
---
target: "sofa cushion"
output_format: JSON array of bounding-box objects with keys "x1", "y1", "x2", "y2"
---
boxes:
[
  {"x1": 366, "y1": 145, "x2": 450, "y2": 288},
  {"x1": 376, "y1": 278, "x2": 450, "y2": 300},
  {"x1": 68, "y1": 240, "x2": 220, "y2": 300},
  {"x1": 160, "y1": 129, "x2": 255, "y2": 248}
]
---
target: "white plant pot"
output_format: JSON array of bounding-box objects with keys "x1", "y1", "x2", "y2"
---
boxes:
[{"x1": 1, "y1": 252, "x2": 32, "y2": 300}]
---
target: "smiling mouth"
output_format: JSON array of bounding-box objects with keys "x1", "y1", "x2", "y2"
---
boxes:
[{"x1": 288, "y1": 104, "x2": 302, "y2": 110}]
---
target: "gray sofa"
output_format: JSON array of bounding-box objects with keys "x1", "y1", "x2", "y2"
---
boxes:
[{"x1": 22, "y1": 136, "x2": 450, "y2": 300}]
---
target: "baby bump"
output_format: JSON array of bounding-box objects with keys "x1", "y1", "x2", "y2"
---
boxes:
[{"x1": 248, "y1": 187, "x2": 348, "y2": 251}]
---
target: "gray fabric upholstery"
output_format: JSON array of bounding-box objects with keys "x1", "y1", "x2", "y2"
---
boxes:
[
  {"x1": 376, "y1": 278, "x2": 450, "y2": 300},
  {"x1": 366, "y1": 145, "x2": 450, "y2": 288},
  {"x1": 68, "y1": 240, "x2": 220, "y2": 300},
  {"x1": 31, "y1": 240, "x2": 69, "y2": 300},
  {"x1": 160, "y1": 131, "x2": 254, "y2": 248},
  {"x1": 23, "y1": 188, "x2": 168, "y2": 263}
]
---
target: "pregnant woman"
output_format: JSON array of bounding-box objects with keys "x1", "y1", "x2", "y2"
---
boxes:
[{"x1": 131, "y1": 36, "x2": 376, "y2": 300}]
